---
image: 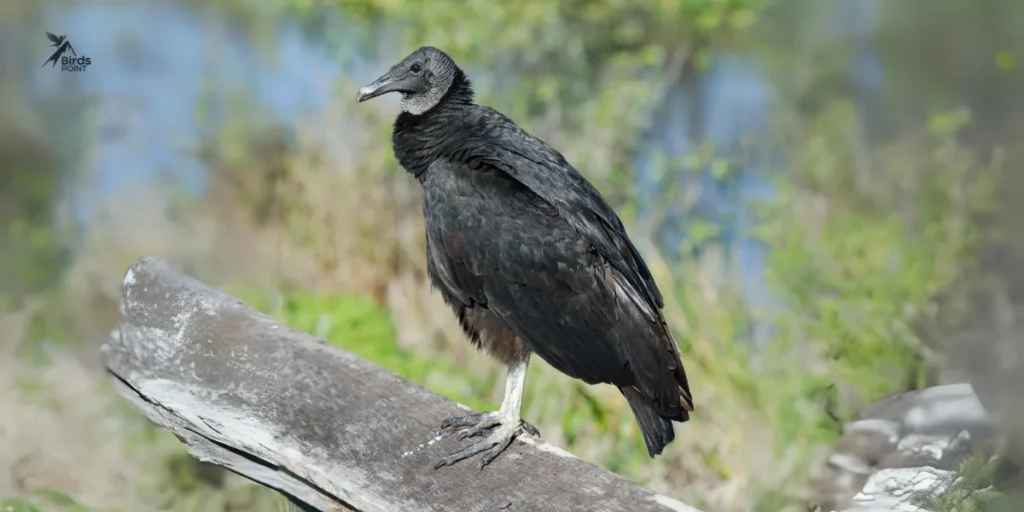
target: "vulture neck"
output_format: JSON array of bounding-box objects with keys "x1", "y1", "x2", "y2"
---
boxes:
[{"x1": 392, "y1": 69, "x2": 475, "y2": 180}]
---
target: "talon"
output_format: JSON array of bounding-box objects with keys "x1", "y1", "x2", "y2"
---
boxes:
[
  {"x1": 454, "y1": 416, "x2": 500, "y2": 441},
  {"x1": 430, "y1": 411, "x2": 538, "y2": 470},
  {"x1": 522, "y1": 421, "x2": 540, "y2": 437},
  {"x1": 440, "y1": 412, "x2": 495, "y2": 432}
]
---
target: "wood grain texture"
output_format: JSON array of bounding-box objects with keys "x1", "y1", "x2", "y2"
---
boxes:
[{"x1": 101, "y1": 256, "x2": 702, "y2": 512}]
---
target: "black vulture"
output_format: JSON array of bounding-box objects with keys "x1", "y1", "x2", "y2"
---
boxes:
[{"x1": 356, "y1": 46, "x2": 694, "y2": 469}]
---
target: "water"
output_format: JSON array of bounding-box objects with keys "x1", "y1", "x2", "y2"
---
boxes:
[{"x1": 31, "y1": 3, "x2": 346, "y2": 222}]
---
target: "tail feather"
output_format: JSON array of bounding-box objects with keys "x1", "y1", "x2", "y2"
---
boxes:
[
  {"x1": 661, "y1": 321, "x2": 695, "y2": 413},
  {"x1": 622, "y1": 387, "x2": 680, "y2": 457}
]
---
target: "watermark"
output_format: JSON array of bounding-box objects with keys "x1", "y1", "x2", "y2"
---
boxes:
[{"x1": 41, "y1": 32, "x2": 91, "y2": 72}]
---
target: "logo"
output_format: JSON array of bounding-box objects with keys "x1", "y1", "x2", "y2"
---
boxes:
[{"x1": 42, "y1": 32, "x2": 91, "y2": 72}]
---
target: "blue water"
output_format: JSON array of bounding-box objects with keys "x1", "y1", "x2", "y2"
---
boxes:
[
  {"x1": 32, "y1": 4, "x2": 346, "y2": 221},
  {"x1": 27, "y1": 1, "x2": 883, "y2": 347}
]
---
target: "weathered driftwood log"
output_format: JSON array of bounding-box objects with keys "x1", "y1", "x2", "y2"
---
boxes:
[{"x1": 101, "y1": 256, "x2": 701, "y2": 512}]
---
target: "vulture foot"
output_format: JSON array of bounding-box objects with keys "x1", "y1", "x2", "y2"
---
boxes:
[{"x1": 433, "y1": 411, "x2": 539, "y2": 469}]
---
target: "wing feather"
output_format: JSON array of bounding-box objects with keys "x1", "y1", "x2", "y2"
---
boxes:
[
  {"x1": 453, "y1": 131, "x2": 665, "y2": 320},
  {"x1": 423, "y1": 156, "x2": 690, "y2": 418}
]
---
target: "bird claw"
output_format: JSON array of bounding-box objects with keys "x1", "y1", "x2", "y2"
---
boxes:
[
  {"x1": 439, "y1": 411, "x2": 498, "y2": 432},
  {"x1": 432, "y1": 411, "x2": 540, "y2": 470},
  {"x1": 519, "y1": 421, "x2": 540, "y2": 437}
]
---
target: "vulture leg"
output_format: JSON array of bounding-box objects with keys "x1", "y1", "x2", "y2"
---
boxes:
[{"x1": 433, "y1": 357, "x2": 539, "y2": 469}]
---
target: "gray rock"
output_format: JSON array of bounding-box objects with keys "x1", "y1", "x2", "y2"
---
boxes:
[
  {"x1": 843, "y1": 467, "x2": 961, "y2": 512},
  {"x1": 813, "y1": 384, "x2": 999, "y2": 512}
]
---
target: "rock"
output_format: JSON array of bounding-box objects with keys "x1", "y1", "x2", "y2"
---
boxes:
[
  {"x1": 812, "y1": 384, "x2": 1000, "y2": 512},
  {"x1": 843, "y1": 467, "x2": 960, "y2": 512}
]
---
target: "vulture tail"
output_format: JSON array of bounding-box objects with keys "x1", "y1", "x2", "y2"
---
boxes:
[{"x1": 621, "y1": 387, "x2": 677, "y2": 457}]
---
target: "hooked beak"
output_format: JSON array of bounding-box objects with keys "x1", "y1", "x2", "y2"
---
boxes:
[{"x1": 356, "y1": 71, "x2": 400, "y2": 103}]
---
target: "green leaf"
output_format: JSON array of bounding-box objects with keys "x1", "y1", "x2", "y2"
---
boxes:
[{"x1": 0, "y1": 498, "x2": 41, "y2": 512}]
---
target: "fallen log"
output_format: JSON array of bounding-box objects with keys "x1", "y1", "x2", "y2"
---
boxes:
[{"x1": 101, "y1": 256, "x2": 701, "y2": 512}]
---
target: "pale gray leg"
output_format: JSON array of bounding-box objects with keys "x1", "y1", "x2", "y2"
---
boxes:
[{"x1": 433, "y1": 357, "x2": 539, "y2": 469}]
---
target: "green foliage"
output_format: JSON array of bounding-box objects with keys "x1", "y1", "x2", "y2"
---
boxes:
[
  {"x1": 716, "y1": 102, "x2": 1002, "y2": 509},
  {"x1": 758, "y1": 103, "x2": 1001, "y2": 422},
  {"x1": 144, "y1": 451, "x2": 284, "y2": 512},
  {"x1": 912, "y1": 452, "x2": 1006, "y2": 512},
  {"x1": 299, "y1": 0, "x2": 766, "y2": 74},
  {"x1": 0, "y1": 490, "x2": 120, "y2": 512},
  {"x1": 264, "y1": 289, "x2": 498, "y2": 412},
  {"x1": 0, "y1": 169, "x2": 70, "y2": 298},
  {"x1": 274, "y1": 291, "x2": 397, "y2": 360},
  {"x1": 292, "y1": 0, "x2": 770, "y2": 202},
  {"x1": 16, "y1": 295, "x2": 77, "y2": 366},
  {"x1": 0, "y1": 497, "x2": 40, "y2": 512}
]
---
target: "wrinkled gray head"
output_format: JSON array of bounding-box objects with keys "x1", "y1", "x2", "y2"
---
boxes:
[{"x1": 355, "y1": 46, "x2": 462, "y2": 115}]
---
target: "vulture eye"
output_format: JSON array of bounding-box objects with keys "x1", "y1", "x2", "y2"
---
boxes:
[{"x1": 410, "y1": 63, "x2": 422, "y2": 74}]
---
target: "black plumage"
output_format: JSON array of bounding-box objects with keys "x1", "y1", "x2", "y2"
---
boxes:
[{"x1": 357, "y1": 46, "x2": 693, "y2": 468}]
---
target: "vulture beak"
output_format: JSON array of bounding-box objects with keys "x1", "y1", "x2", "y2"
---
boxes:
[{"x1": 356, "y1": 70, "x2": 401, "y2": 103}]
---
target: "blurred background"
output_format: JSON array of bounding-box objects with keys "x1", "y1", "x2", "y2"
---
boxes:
[{"x1": 1, "y1": 0, "x2": 1023, "y2": 511}]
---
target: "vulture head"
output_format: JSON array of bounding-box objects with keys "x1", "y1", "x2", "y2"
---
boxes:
[{"x1": 356, "y1": 46, "x2": 468, "y2": 115}]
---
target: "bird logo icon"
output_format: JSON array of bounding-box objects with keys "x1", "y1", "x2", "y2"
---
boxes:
[{"x1": 42, "y1": 32, "x2": 77, "y2": 68}]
